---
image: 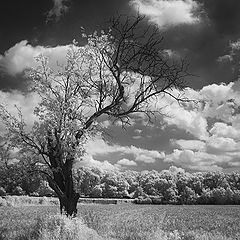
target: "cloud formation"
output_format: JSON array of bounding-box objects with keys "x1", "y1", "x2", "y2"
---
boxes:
[
  {"x1": 46, "y1": 0, "x2": 71, "y2": 22},
  {"x1": 0, "y1": 40, "x2": 70, "y2": 76},
  {"x1": 0, "y1": 90, "x2": 39, "y2": 131},
  {"x1": 131, "y1": 0, "x2": 200, "y2": 29},
  {"x1": 117, "y1": 158, "x2": 137, "y2": 166},
  {"x1": 172, "y1": 139, "x2": 206, "y2": 151},
  {"x1": 85, "y1": 137, "x2": 165, "y2": 164},
  {"x1": 163, "y1": 80, "x2": 240, "y2": 171},
  {"x1": 76, "y1": 154, "x2": 119, "y2": 172},
  {"x1": 165, "y1": 149, "x2": 227, "y2": 171}
]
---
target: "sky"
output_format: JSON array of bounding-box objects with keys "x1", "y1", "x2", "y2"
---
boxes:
[{"x1": 0, "y1": 0, "x2": 240, "y2": 173}]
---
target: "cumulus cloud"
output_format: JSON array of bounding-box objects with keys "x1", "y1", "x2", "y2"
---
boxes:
[
  {"x1": 207, "y1": 136, "x2": 238, "y2": 153},
  {"x1": 160, "y1": 91, "x2": 208, "y2": 140},
  {"x1": 134, "y1": 129, "x2": 142, "y2": 134},
  {"x1": 200, "y1": 83, "x2": 235, "y2": 103},
  {"x1": 0, "y1": 40, "x2": 70, "y2": 76},
  {"x1": 85, "y1": 137, "x2": 165, "y2": 164},
  {"x1": 217, "y1": 39, "x2": 240, "y2": 74},
  {"x1": 161, "y1": 166, "x2": 185, "y2": 174},
  {"x1": 117, "y1": 158, "x2": 137, "y2": 166},
  {"x1": 162, "y1": 80, "x2": 240, "y2": 171},
  {"x1": 46, "y1": 0, "x2": 70, "y2": 22},
  {"x1": 76, "y1": 154, "x2": 119, "y2": 172},
  {"x1": 165, "y1": 149, "x2": 228, "y2": 171},
  {"x1": 132, "y1": 135, "x2": 142, "y2": 140},
  {"x1": 217, "y1": 55, "x2": 233, "y2": 63},
  {"x1": 210, "y1": 122, "x2": 240, "y2": 140},
  {"x1": 131, "y1": 0, "x2": 200, "y2": 29},
  {"x1": 165, "y1": 109, "x2": 208, "y2": 140},
  {"x1": 200, "y1": 83, "x2": 240, "y2": 122},
  {"x1": 159, "y1": 82, "x2": 240, "y2": 142},
  {"x1": 172, "y1": 139, "x2": 206, "y2": 151},
  {"x1": 0, "y1": 90, "x2": 39, "y2": 131}
]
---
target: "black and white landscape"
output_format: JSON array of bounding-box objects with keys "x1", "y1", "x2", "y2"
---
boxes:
[{"x1": 0, "y1": 1, "x2": 240, "y2": 239}]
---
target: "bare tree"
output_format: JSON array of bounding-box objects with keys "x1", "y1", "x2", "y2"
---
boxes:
[{"x1": 0, "y1": 15, "x2": 190, "y2": 216}]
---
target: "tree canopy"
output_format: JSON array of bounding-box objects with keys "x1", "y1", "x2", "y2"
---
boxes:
[{"x1": 0, "y1": 15, "x2": 190, "y2": 216}]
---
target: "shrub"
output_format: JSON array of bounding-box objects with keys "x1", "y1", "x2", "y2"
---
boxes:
[
  {"x1": 29, "y1": 192, "x2": 40, "y2": 197},
  {"x1": 151, "y1": 196, "x2": 162, "y2": 204},
  {"x1": 90, "y1": 185, "x2": 103, "y2": 198},
  {"x1": 134, "y1": 197, "x2": 152, "y2": 204},
  {"x1": 12, "y1": 186, "x2": 25, "y2": 196},
  {"x1": 37, "y1": 181, "x2": 56, "y2": 197},
  {"x1": 0, "y1": 187, "x2": 6, "y2": 196},
  {"x1": 31, "y1": 214, "x2": 104, "y2": 240},
  {"x1": 0, "y1": 197, "x2": 7, "y2": 206}
]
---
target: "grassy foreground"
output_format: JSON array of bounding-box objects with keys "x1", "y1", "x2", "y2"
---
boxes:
[{"x1": 0, "y1": 199, "x2": 240, "y2": 240}]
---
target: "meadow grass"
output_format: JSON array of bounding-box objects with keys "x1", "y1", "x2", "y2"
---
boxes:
[
  {"x1": 78, "y1": 204, "x2": 240, "y2": 240},
  {"x1": 0, "y1": 201, "x2": 240, "y2": 240},
  {"x1": 0, "y1": 196, "x2": 59, "y2": 207}
]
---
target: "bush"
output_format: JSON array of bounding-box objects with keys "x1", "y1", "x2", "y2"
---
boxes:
[
  {"x1": 29, "y1": 192, "x2": 40, "y2": 197},
  {"x1": 134, "y1": 197, "x2": 152, "y2": 204},
  {"x1": 90, "y1": 185, "x2": 103, "y2": 198},
  {"x1": 0, "y1": 197, "x2": 7, "y2": 206},
  {"x1": 12, "y1": 186, "x2": 25, "y2": 196},
  {"x1": 37, "y1": 181, "x2": 56, "y2": 197},
  {"x1": 31, "y1": 214, "x2": 104, "y2": 240},
  {"x1": 0, "y1": 187, "x2": 6, "y2": 196},
  {"x1": 151, "y1": 196, "x2": 162, "y2": 204}
]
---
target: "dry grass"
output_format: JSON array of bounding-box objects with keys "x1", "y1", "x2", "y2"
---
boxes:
[
  {"x1": 32, "y1": 214, "x2": 107, "y2": 240},
  {"x1": 0, "y1": 196, "x2": 59, "y2": 207},
  {"x1": 0, "y1": 201, "x2": 240, "y2": 240},
  {"x1": 79, "y1": 204, "x2": 240, "y2": 240}
]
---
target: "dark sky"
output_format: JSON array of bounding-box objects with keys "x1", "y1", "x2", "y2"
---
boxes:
[
  {"x1": 0, "y1": 0, "x2": 240, "y2": 173},
  {"x1": 1, "y1": 0, "x2": 240, "y2": 90}
]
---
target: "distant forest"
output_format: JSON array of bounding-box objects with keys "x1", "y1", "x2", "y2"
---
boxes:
[{"x1": 1, "y1": 165, "x2": 240, "y2": 205}]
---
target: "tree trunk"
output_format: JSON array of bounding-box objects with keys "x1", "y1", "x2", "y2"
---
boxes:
[
  {"x1": 59, "y1": 192, "x2": 80, "y2": 217},
  {"x1": 47, "y1": 155, "x2": 80, "y2": 217}
]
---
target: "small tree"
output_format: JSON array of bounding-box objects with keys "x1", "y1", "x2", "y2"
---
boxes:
[{"x1": 0, "y1": 15, "x2": 190, "y2": 216}]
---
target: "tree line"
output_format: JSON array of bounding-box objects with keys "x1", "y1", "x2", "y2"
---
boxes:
[
  {"x1": 74, "y1": 167, "x2": 240, "y2": 205},
  {"x1": 1, "y1": 163, "x2": 240, "y2": 205}
]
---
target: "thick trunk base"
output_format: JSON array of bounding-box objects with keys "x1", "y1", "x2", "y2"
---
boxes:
[{"x1": 59, "y1": 194, "x2": 79, "y2": 217}]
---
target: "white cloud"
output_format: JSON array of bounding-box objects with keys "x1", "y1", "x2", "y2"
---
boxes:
[
  {"x1": 46, "y1": 0, "x2": 70, "y2": 22},
  {"x1": 161, "y1": 165, "x2": 185, "y2": 174},
  {"x1": 217, "y1": 55, "x2": 233, "y2": 63},
  {"x1": 168, "y1": 165, "x2": 185, "y2": 173},
  {"x1": 200, "y1": 83, "x2": 240, "y2": 123},
  {"x1": 134, "y1": 129, "x2": 142, "y2": 134},
  {"x1": 207, "y1": 136, "x2": 238, "y2": 152},
  {"x1": 200, "y1": 83, "x2": 234, "y2": 104},
  {"x1": 158, "y1": 82, "x2": 240, "y2": 143},
  {"x1": 85, "y1": 137, "x2": 165, "y2": 164},
  {"x1": 132, "y1": 135, "x2": 142, "y2": 140},
  {"x1": 210, "y1": 122, "x2": 240, "y2": 140},
  {"x1": 0, "y1": 90, "x2": 39, "y2": 130},
  {"x1": 0, "y1": 40, "x2": 70, "y2": 76},
  {"x1": 153, "y1": 88, "x2": 209, "y2": 140},
  {"x1": 230, "y1": 40, "x2": 240, "y2": 51},
  {"x1": 117, "y1": 158, "x2": 137, "y2": 166},
  {"x1": 76, "y1": 154, "x2": 119, "y2": 172},
  {"x1": 172, "y1": 139, "x2": 206, "y2": 151},
  {"x1": 164, "y1": 106, "x2": 209, "y2": 140},
  {"x1": 131, "y1": 0, "x2": 200, "y2": 29},
  {"x1": 165, "y1": 149, "x2": 227, "y2": 171}
]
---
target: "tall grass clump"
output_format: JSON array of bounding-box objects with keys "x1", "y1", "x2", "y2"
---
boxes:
[
  {"x1": 32, "y1": 214, "x2": 105, "y2": 240},
  {"x1": 0, "y1": 197, "x2": 7, "y2": 206}
]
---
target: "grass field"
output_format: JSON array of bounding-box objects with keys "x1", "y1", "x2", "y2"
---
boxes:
[{"x1": 0, "y1": 203, "x2": 240, "y2": 240}]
